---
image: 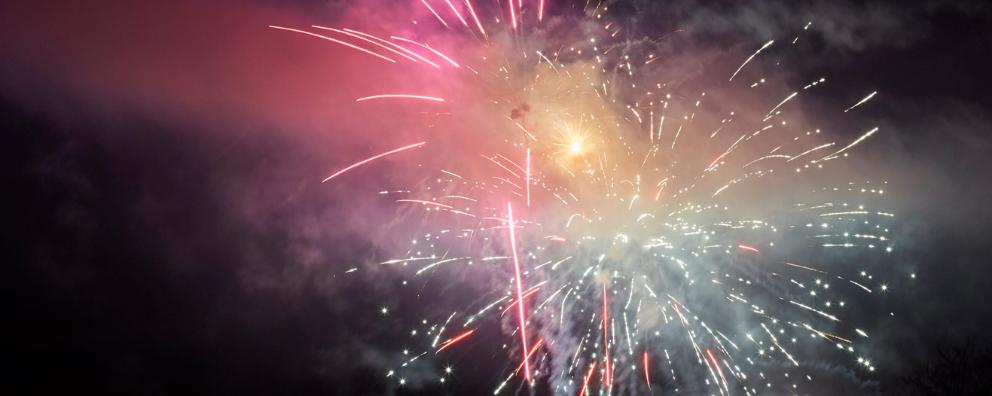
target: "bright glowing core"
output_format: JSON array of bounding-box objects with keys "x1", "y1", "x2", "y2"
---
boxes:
[{"x1": 570, "y1": 141, "x2": 582, "y2": 154}]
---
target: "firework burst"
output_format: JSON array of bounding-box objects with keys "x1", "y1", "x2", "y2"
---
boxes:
[{"x1": 273, "y1": 1, "x2": 894, "y2": 394}]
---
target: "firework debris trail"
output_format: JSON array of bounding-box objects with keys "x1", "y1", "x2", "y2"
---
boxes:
[{"x1": 271, "y1": 0, "x2": 902, "y2": 394}]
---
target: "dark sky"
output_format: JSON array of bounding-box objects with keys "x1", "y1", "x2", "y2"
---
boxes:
[{"x1": 2, "y1": 0, "x2": 992, "y2": 395}]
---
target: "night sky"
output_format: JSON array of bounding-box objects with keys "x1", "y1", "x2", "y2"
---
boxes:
[{"x1": 3, "y1": 1, "x2": 992, "y2": 395}]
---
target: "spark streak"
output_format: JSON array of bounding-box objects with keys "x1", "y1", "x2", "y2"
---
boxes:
[
  {"x1": 579, "y1": 361, "x2": 597, "y2": 396},
  {"x1": 729, "y1": 40, "x2": 774, "y2": 81},
  {"x1": 268, "y1": 25, "x2": 396, "y2": 63},
  {"x1": 436, "y1": 329, "x2": 476, "y2": 353},
  {"x1": 844, "y1": 91, "x2": 877, "y2": 112},
  {"x1": 311, "y1": 26, "x2": 419, "y2": 62},
  {"x1": 391, "y1": 36, "x2": 461, "y2": 68},
  {"x1": 526, "y1": 148, "x2": 531, "y2": 206},
  {"x1": 463, "y1": 0, "x2": 487, "y2": 37},
  {"x1": 602, "y1": 282, "x2": 612, "y2": 388},
  {"x1": 506, "y1": 202, "x2": 532, "y2": 381},
  {"x1": 643, "y1": 351, "x2": 651, "y2": 389},
  {"x1": 321, "y1": 142, "x2": 425, "y2": 183},
  {"x1": 421, "y1": 0, "x2": 450, "y2": 28},
  {"x1": 355, "y1": 94, "x2": 445, "y2": 102},
  {"x1": 508, "y1": 0, "x2": 518, "y2": 30},
  {"x1": 443, "y1": 0, "x2": 470, "y2": 28}
]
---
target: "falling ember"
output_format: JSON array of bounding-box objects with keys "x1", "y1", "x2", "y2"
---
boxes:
[{"x1": 286, "y1": 1, "x2": 897, "y2": 394}]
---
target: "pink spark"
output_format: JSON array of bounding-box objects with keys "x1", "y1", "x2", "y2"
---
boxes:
[
  {"x1": 395, "y1": 199, "x2": 454, "y2": 209},
  {"x1": 390, "y1": 36, "x2": 460, "y2": 68},
  {"x1": 310, "y1": 25, "x2": 419, "y2": 63},
  {"x1": 526, "y1": 147, "x2": 531, "y2": 206},
  {"x1": 506, "y1": 202, "x2": 532, "y2": 381},
  {"x1": 539, "y1": 0, "x2": 546, "y2": 21},
  {"x1": 578, "y1": 361, "x2": 597, "y2": 396},
  {"x1": 500, "y1": 286, "x2": 542, "y2": 316},
  {"x1": 463, "y1": 0, "x2": 487, "y2": 36},
  {"x1": 515, "y1": 338, "x2": 545, "y2": 372},
  {"x1": 483, "y1": 155, "x2": 521, "y2": 178},
  {"x1": 508, "y1": 0, "x2": 517, "y2": 30},
  {"x1": 355, "y1": 94, "x2": 445, "y2": 102},
  {"x1": 706, "y1": 348, "x2": 728, "y2": 390},
  {"x1": 494, "y1": 153, "x2": 526, "y2": 173},
  {"x1": 321, "y1": 142, "x2": 425, "y2": 183},
  {"x1": 420, "y1": 0, "x2": 450, "y2": 28},
  {"x1": 268, "y1": 25, "x2": 395, "y2": 63},
  {"x1": 643, "y1": 351, "x2": 651, "y2": 389},
  {"x1": 342, "y1": 28, "x2": 442, "y2": 68},
  {"x1": 671, "y1": 301, "x2": 689, "y2": 327},
  {"x1": 738, "y1": 244, "x2": 760, "y2": 253},
  {"x1": 443, "y1": 0, "x2": 470, "y2": 28}
]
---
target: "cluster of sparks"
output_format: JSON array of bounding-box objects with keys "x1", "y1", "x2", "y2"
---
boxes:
[{"x1": 272, "y1": 1, "x2": 901, "y2": 394}]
